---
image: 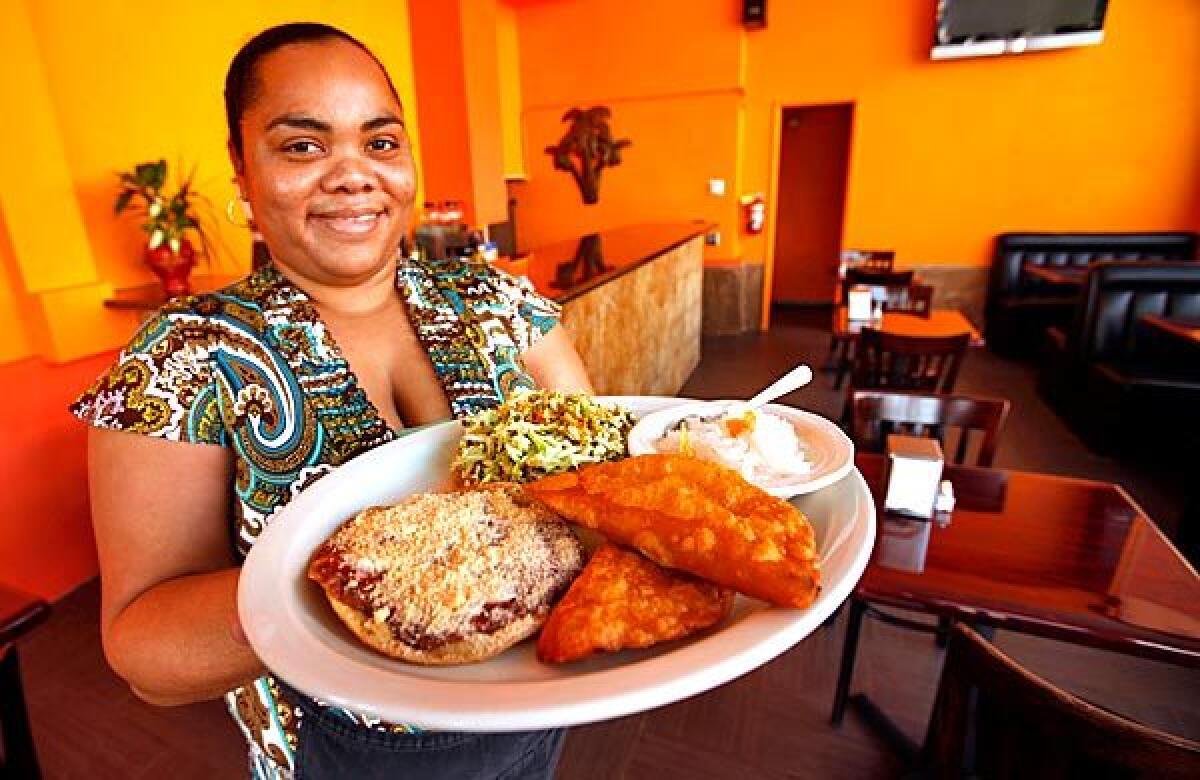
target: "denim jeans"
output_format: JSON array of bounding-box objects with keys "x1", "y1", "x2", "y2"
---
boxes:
[{"x1": 286, "y1": 683, "x2": 566, "y2": 780}]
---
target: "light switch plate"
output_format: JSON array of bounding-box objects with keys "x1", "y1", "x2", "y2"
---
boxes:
[{"x1": 708, "y1": 178, "x2": 726, "y2": 196}]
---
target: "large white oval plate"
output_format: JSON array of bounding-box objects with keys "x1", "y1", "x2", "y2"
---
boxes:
[
  {"x1": 238, "y1": 396, "x2": 874, "y2": 732},
  {"x1": 627, "y1": 400, "x2": 855, "y2": 498}
]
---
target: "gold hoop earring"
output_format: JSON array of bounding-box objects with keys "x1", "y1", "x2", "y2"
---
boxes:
[{"x1": 225, "y1": 198, "x2": 253, "y2": 229}]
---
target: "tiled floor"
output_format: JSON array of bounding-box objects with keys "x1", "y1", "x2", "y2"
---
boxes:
[{"x1": 17, "y1": 308, "x2": 1198, "y2": 778}]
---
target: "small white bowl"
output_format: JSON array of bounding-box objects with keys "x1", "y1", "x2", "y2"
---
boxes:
[{"x1": 626, "y1": 400, "x2": 854, "y2": 499}]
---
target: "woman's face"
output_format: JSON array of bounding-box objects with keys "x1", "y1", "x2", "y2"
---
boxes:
[{"x1": 232, "y1": 39, "x2": 416, "y2": 286}]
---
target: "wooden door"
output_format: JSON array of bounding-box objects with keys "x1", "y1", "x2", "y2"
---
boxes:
[{"x1": 770, "y1": 104, "x2": 853, "y2": 304}]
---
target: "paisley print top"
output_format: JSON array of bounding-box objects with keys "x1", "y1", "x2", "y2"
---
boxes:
[{"x1": 70, "y1": 258, "x2": 560, "y2": 779}]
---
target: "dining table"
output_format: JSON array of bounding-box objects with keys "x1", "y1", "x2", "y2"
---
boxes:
[
  {"x1": 831, "y1": 453, "x2": 1200, "y2": 753},
  {"x1": 832, "y1": 308, "x2": 984, "y2": 346}
]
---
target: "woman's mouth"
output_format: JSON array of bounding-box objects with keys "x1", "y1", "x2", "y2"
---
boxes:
[{"x1": 309, "y1": 208, "x2": 388, "y2": 237}]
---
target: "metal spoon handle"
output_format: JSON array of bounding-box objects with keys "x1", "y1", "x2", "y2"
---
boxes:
[{"x1": 745, "y1": 364, "x2": 814, "y2": 411}]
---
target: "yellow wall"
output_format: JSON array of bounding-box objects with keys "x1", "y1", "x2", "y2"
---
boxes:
[
  {"x1": 496, "y1": 4, "x2": 526, "y2": 180},
  {"x1": 0, "y1": 0, "x2": 423, "y2": 364},
  {"x1": 0, "y1": 212, "x2": 35, "y2": 363}
]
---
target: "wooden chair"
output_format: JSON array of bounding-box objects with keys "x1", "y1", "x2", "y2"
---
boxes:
[
  {"x1": 850, "y1": 390, "x2": 1010, "y2": 467},
  {"x1": 830, "y1": 283, "x2": 935, "y2": 390},
  {"x1": 834, "y1": 391, "x2": 1010, "y2": 721},
  {"x1": 921, "y1": 624, "x2": 1200, "y2": 778},
  {"x1": 852, "y1": 328, "x2": 969, "y2": 395},
  {"x1": 1, "y1": 584, "x2": 50, "y2": 779}
]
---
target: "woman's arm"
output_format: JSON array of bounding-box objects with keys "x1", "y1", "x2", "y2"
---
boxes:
[
  {"x1": 89, "y1": 428, "x2": 265, "y2": 705},
  {"x1": 522, "y1": 324, "x2": 594, "y2": 394}
]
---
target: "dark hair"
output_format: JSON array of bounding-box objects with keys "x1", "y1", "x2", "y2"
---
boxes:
[{"x1": 224, "y1": 22, "x2": 402, "y2": 162}]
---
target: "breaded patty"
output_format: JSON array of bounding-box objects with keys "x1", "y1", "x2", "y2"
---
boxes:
[{"x1": 308, "y1": 486, "x2": 584, "y2": 664}]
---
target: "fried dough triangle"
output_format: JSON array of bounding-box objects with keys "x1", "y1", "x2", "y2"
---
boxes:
[
  {"x1": 537, "y1": 543, "x2": 734, "y2": 663},
  {"x1": 525, "y1": 454, "x2": 821, "y2": 608}
]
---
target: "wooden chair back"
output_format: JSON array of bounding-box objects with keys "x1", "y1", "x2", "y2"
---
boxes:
[
  {"x1": 923, "y1": 624, "x2": 1200, "y2": 779},
  {"x1": 853, "y1": 329, "x2": 969, "y2": 394},
  {"x1": 850, "y1": 391, "x2": 1010, "y2": 466},
  {"x1": 856, "y1": 250, "x2": 896, "y2": 272},
  {"x1": 839, "y1": 282, "x2": 932, "y2": 318},
  {"x1": 845, "y1": 267, "x2": 913, "y2": 287},
  {"x1": 893, "y1": 283, "x2": 933, "y2": 317}
]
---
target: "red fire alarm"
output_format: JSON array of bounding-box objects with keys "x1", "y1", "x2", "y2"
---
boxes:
[{"x1": 740, "y1": 193, "x2": 766, "y2": 234}]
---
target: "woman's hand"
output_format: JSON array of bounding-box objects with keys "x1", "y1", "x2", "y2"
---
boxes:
[
  {"x1": 522, "y1": 324, "x2": 594, "y2": 394},
  {"x1": 89, "y1": 428, "x2": 266, "y2": 705}
]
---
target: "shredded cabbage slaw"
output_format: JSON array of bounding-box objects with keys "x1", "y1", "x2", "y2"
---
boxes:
[{"x1": 453, "y1": 391, "x2": 634, "y2": 484}]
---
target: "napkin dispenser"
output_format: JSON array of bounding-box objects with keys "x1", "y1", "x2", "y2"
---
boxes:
[
  {"x1": 884, "y1": 434, "x2": 944, "y2": 519},
  {"x1": 846, "y1": 285, "x2": 874, "y2": 321}
]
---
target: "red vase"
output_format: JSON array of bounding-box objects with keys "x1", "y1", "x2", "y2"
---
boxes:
[{"x1": 144, "y1": 238, "x2": 196, "y2": 296}]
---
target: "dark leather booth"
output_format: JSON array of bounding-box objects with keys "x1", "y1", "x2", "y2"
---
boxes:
[
  {"x1": 1039, "y1": 262, "x2": 1200, "y2": 454},
  {"x1": 985, "y1": 232, "x2": 1197, "y2": 358}
]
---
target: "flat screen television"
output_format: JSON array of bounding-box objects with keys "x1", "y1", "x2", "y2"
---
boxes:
[{"x1": 932, "y1": 0, "x2": 1109, "y2": 61}]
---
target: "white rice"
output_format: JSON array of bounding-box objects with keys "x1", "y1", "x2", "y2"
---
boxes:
[{"x1": 653, "y1": 409, "x2": 812, "y2": 483}]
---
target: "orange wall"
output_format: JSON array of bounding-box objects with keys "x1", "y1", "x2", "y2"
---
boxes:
[
  {"x1": 510, "y1": 0, "x2": 1200, "y2": 271},
  {"x1": 510, "y1": 1, "x2": 745, "y2": 260},
  {"x1": 743, "y1": 0, "x2": 1200, "y2": 270},
  {"x1": 0, "y1": 353, "x2": 115, "y2": 600},
  {"x1": 411, "y1": 0, "x2": 515, "y2": 228},
  {"x1": 410, "y1": 1, "x2": 476, "y2": 225},
  {"x1": 459, "y1": 0, "x2": 510, "y2": 226},
  {"x1": 512, "y1": 92, "x2": 743, "y2": 256}
]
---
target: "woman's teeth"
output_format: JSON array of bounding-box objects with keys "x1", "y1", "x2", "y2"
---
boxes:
[{"x1": 316, "y1": 213, "x2": 382, "y2": 235}]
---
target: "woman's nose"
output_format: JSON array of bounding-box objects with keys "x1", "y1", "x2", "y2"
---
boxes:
[{"x1": 320, "y1": 156, "x2": 377, "y2": 194}]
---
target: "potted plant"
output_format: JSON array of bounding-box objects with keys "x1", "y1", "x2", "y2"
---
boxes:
[{"x1": 114, "y1": 159, "x2": 210, "y2": 295}]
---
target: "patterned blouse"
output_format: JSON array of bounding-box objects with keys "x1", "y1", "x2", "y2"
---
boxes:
[{"x1": 71, "y1": 258, "x2": 560, "y2": 779}]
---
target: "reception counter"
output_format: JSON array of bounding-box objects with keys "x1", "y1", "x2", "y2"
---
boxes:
[{"x1": 499, "y1": 223, "x2": 707, "y2": 396}]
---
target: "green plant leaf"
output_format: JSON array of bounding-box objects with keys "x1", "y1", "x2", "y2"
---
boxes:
[
  {"x1": 114, "y1": 189, "x2": 134, "y2": 215},
  {"x1": 134, "y1": 162, "x2": 156, "y2": 187}
]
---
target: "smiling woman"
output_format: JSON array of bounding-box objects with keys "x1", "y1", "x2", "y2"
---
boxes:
[
  {"x1": 69, "y1": 21, "x2": 590, "y2": 780},
  {"x1": 228, "y1": 30, "x2": 417, "y2": 290}
]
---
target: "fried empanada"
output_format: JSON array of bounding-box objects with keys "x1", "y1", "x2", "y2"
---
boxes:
[
  {"x1": 537, "y1": 543, "x2": 734, "y2": 663},
  {"x1": 525, "y1": 454, "x2": 820, "y2": 608}
]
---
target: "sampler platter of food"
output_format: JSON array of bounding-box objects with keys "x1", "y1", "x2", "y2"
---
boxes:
[{"x1": 238, "y1": 394, "x2": 875, "y2": 732}]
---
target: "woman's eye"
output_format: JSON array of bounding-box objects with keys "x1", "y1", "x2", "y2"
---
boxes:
[
  {"x1": 369, "y1": 137, "x2": 401, "y2": 153},
  {"x1": 283, "y1": 140, "x2": 322, "y2": 155}
]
